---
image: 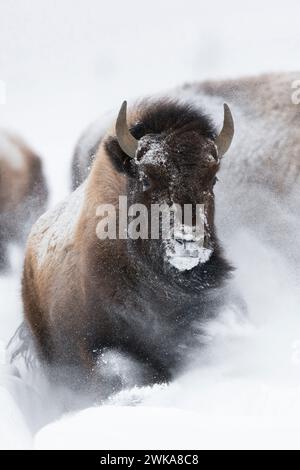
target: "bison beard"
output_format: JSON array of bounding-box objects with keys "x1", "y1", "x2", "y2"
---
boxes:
[{"x1": 20, "y1": 98, "x2": 235, "y2": 401}]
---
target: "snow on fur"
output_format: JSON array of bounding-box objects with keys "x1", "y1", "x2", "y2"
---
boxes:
[{"x1": 31, "y1": 181, "x2": 86, "y2": 268}]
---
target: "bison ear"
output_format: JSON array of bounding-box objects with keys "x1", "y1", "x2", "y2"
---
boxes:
[{"x1": 104, "y1": 136, "x2": 137, "y2": 177}]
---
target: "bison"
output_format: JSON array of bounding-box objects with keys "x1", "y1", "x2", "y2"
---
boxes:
[
  {"x1": 0, "y1": 131, "x2": 48, "y2": 271},
  {"x1": 22, "y1": 71, "x2": 299, "y2": 397},
  {"x1": 22, "y1": 96, "x2": 235, "y2": 396}
]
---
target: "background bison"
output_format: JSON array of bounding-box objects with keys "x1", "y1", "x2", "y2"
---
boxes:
[{"x1": 0, "y1": 130, "x2": 48, "y2": 271}]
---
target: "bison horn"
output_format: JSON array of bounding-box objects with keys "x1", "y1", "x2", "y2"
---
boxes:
[
  {"x1": 215, "y1": 103, "x2": 234, "y2": 157},
  {"x1": 116, "y1": 101, "x2": 139, "y2": 158}
]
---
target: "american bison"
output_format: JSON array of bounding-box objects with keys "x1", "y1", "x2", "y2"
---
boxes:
[
  {"x1": 0, "y1": 131, "x2": 48, "y2": 271},
  {"x1": 22, "y1": 71, "x2": 300, "y2": 397},
  {"x1": 73, "y1": 72, "x2": 300, "y2": 196},
  {"x1": 22, "y1": 96, "x2": 235, "y2": 395}
]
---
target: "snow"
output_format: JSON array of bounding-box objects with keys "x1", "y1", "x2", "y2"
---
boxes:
[
  {"x1": 33, "y1": 229, "x2": 300, "y2": 450},
  {"x1": 0, "y1": 386, "x2": 31, "y2": 450},
  {"x1": 32, "y1": 181, "x2": 86, "y2": 268},
  {"x1": 164, "y1": 213, "x2": 210, "y2": 271},
  {"x1": 136, "y1": 140, "x2": 167, "y2": 167},
  {"x1": 35, "y1": 407, "x2": 300, "y2": 451},
  {"x1": 3, "y1": 230, "x2": 300, "y2": 450},
  {"x1": 165, "y1": 227, "x2": 212, "y2": 271},
  {"x1": 1, "y1": 0, "x2": 300, "y2": 451},
  {"x1": 166, "y1": 244, "x2": 212, "y2": 271}
]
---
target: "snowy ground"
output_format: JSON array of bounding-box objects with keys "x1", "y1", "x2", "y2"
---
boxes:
[
  {"x1": 2, "y1": 231, "x2": 300, "y2": 450},
  {"x1": 1, "y1": 0, "x2": 300, "y2": 450}
]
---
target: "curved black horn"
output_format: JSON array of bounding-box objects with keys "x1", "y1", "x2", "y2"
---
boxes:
[
  {"x1": 215, "y1": 103, "x2": 234, "y2": 157},
  {"x1": 116, "y1": 101, "x2": 139, "y2": 159}
]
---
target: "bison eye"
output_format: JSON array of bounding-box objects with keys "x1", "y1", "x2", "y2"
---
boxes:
[{"x1": 142, "y1": 176, "x2": 151, "y2": 192}]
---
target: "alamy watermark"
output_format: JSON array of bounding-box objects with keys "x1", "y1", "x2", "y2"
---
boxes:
[
  {"x1": 0, "y1": 80, "x2": 6, "y2": 105},
  {"x1": 95, "y1": 196, "x2": 206, "y2": 244},
  {"x1": 291, "y1": 80, "x2": 300, "y2": 105}
]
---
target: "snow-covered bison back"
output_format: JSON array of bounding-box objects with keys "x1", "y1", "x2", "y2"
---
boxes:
[
  {"x1": 192, "y1": 72, "x2": 300, "y2": 259},
  {"x1": 0, "y1": 131, "x2": 48, "y2": 271}
]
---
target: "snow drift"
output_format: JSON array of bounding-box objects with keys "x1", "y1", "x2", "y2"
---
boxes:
[{"x1": 1, "y1": 223, "x2": 300, "y2": 449}]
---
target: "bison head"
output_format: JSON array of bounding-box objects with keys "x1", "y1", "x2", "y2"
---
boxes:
[{"x1": 106, "y1": 99, "x2": 234, "y2": 273}]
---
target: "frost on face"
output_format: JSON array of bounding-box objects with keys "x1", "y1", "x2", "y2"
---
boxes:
[
  {"x1": 135, "y1": 139, "x2": 167, "y2": 167},
  {"x1": 164, "y1": 207, "x2": 212, "y2": 272},
  {"x1": 134, "y1": 140, "x2": 167, "y2": 187}
]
